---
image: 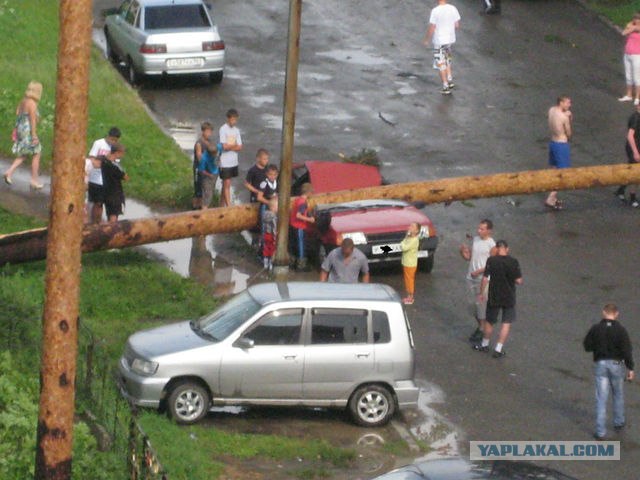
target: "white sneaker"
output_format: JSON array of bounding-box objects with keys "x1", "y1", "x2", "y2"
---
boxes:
[
  {"x1": 631, "y1": 200, "x2": 639, "y2": 208},
  {"x1": 619, "y1": 95, "x2": 633, "y2": 102}
]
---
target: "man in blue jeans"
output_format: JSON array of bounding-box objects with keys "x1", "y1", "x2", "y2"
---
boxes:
[{"x1": 583, "y1": 304, "x2": 635, "y2": 440}]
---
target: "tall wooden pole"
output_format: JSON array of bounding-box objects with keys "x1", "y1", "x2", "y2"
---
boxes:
[
  {"x1": 34, "y1": 1, "x2": 92, "y2": 478},
  {"x1": 274, "y1": 0, "x2": 303, "y2": 272}
]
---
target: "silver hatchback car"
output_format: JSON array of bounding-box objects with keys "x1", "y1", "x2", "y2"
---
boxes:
[
  {"x1": 104, "y1": 0, "x2": 225, "y2": 84},
  {"x1": 118, "y1": 282, "x2": 420, "y2": 426}
]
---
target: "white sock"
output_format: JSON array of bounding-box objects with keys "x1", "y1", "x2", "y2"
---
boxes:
[
  {"x1": 495, "y1": 342, "x2": 503, "y2": 352},
  {"x1": 481, "y1": 338, "x2": 490, "y2": 347},
  {"x1": 447, "y1": 76, "x2": 453, "y2": 82},
  {"x1": 443, "y1": 82, "x2": 449, "y2": 89}
]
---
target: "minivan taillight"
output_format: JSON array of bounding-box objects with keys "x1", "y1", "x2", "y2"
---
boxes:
[
  {"x1": 140, "y1": 44, "x2": 167, "y2": 54},
  {"x1": 202, "y1": 40, "x2": 225, "y2": 51}
]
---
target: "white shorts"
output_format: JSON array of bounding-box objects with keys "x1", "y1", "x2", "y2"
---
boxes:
[{"x1": 624, "y1": 53, "x2": 640, "y2": 86}]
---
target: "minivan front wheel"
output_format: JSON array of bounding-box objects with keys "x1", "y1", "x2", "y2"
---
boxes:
[
  {"x1": 349, "y1": 384, "x2": 395, "y2": 427},
  {"x1": 167, "y1": 381, "x2": 210, "y2": 424}
]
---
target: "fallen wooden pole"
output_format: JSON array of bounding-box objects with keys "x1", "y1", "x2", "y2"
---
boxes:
[{"x1": 1, "y1": 163, "x2": 639, "y2": 267}]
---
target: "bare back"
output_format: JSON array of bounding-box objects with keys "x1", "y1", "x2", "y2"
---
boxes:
[{"x1": 548, "y1": 106, "x2": 571, "y2": 142}]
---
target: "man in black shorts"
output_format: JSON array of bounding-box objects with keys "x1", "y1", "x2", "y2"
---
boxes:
[
  {"x1": 94, "y1": 144, "x2": 128, "y2": 223},
  {"x1": 218, "y1": 109, "x2": 242, "y2": 207},
  {"x1": 615, "y1": 103, "x2": 640, "y2": 207},
  {"x1": 474, "y1": 240, "x2": 523, "y2": 358}
]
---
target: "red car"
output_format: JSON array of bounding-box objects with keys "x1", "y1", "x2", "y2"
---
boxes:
[{"x1": 292, "y1": 161, "x2": 439, "y2": 272}]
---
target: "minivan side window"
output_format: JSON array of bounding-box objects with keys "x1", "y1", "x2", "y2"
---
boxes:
[
  {"x1": 311, "y1": 308, "x2": 367, "y2": 344},
  {"x1": 244, "y1": 309, "x2": 303, "y2": 346},
  {"x1": 372, "y1": 311, "x2": 391, "y2": 344}
]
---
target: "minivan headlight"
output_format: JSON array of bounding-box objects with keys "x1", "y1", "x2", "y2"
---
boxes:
[
  {"x1": 131, "y1": 358, "x2": 159, "y2": 376},
  {"x1": 342, "y1": 232, "x2": 367, "y2": 245}
]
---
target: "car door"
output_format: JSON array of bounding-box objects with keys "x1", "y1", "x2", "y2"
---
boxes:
[
  {"x1": 302, "y1": 308, "x2": 374, "y2": 400},
  {"x1": 218, "y1": 308, "x2": 304, "y2": 400},
  {"x1": 107, "y1": 0, "x2": 132, "y2": 57}
]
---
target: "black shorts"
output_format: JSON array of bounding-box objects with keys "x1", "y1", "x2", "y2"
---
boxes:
[
  {"x1": 486, "y1": 306, "x2": 516, "y2": 324},
  {"x1": 88, "y1": 182, "x2": 104, "y2": 203},
  {"x1": 104, "y1": 198, "x2": 123, "y2": 217},
  {"x1": 625, "y1": 143, "x2": 639, "y2": 164},
  {"x1": 219, "y1": 166, "x2": 239, "y2": 180},
  {"x1": 193, "y1": 165, "x2": 202, "y2": 198}
]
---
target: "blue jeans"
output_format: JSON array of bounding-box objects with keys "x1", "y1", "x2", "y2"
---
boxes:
[
  {"x1": 594, "y1": 360, "x2": 626, "y2": 437},
  {"x1": 295, "y1": 228, "x2": 305, "y2": 259}
]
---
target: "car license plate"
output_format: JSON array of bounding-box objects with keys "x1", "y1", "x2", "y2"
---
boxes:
[
  {"x1": 166, "y1": 58, "x2": 204, "y2": 68},
  {"x1": 372, "y1": 243, "x2": 402, "y2": 255}
]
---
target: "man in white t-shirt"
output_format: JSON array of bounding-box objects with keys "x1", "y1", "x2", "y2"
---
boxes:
[
  {"x1": 459, "y1": 219, "x2": 496, "y2": 342},
  {"x1": 218, "y1": 109, "x2": 243, "y2": 207},
  {"x1": 423, "y1": 0, "x2": 461, "y2": 95},
  {"x1": 87, "y1": 127, "x2": 121, "y2": 223}
]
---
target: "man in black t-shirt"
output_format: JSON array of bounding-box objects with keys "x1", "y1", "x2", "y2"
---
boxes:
[
  {"x1": 474, "y1": 240, "x2": 522, "y2": 358},
  {"x1": 615, "y1": 104, "x2": 640, "y2": 207},
  {"x1": 244, "y1": 148, "x2": 269, "y2": 203}
]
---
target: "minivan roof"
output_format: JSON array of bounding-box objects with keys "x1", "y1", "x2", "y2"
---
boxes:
[
  {"x1": 137, "y1": 0, "x2": 205, "y2": 6},
  {"x1": 247, "y1": 282, "x2": 398, "y2": 305}
]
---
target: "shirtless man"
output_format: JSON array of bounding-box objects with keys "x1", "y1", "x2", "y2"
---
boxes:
[{"x1": 546, "y1": 96, "x2": 572, "y2": 210}]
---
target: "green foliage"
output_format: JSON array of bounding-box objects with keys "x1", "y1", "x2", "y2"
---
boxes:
[
  {"x1": 0, "y1": 1, "x2": 192, "y2": 207},
  {"x1": 0, "y1": 352, "x2": 122, "y2": 479},
  {"x1": 339, "y1": 148, "x2": 381, "y2": 167},
  {"x1": 138, "y1": 413, "x2": 356, "y2": 480},
  {"x1": 587, "y1": 0, "x2": 640, "y2": 26}
]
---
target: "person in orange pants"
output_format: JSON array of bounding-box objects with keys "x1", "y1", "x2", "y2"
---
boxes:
[{"x1": 401, "y1": 222, "x2": 421, "y2": 305}]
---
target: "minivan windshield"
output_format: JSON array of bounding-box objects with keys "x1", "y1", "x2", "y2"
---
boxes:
[
  {"x1": 145, "y1": 5, "x2": 211, "y2": 30},
  {"x1": 195, "y1": 291, "x2": 261, "y2": 341}
]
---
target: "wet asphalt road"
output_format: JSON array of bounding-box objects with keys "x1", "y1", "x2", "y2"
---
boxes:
[{"x1": 89, "y1": 1, "x2": 640, "y2": 478}]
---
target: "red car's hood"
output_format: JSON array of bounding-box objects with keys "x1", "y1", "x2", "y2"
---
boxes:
[
  {"x1": 326, "y1": 201, "x2": 435, "y2": 236},
  {"x1": 305, "y1": 160, "x2": 381, "y2": 193}
]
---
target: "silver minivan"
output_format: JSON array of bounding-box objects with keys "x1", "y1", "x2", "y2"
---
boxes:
[{"x1": 118, "y1": 282, "x2": 419, "y2": 426}]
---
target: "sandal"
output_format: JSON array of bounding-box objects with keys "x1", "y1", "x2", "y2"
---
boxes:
[
  {"x1": 3, "y1": 174, "x2": 11, "y2": 185},
  {"x1": 402, "y1": 297, "x2": 414, "y2": 305},
  {"x1": 544, "y1": 201, "x2": 563, "y2": 211}
]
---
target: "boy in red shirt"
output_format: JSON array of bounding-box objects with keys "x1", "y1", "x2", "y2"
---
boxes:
[{"x1": 289, "y1": 183, "x2": 315, "y2": 270}]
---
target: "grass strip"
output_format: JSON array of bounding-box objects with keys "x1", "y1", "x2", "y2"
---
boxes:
[{"x1": 0, "y1": 1, "x2": 192, "y2": 207}]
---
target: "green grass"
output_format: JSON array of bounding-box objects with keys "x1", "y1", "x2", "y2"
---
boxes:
[
  {"x1": 0, "y1": 1, "x2": 192, "y2": 208},
  {"x1": 138, "y1": 413, "x2": 356, "y2": 480},
  {"x1": 587, "y1": 0, "x2": 640, "y2": 27},
  {"x1": 0, "y1": 208, "x2": 361, "y2": 479}
]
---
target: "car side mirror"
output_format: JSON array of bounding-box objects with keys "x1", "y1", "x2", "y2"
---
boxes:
[
  {"x1": 205, "y1": 2, "x2": 212, "y2": 10},
  {"x1": 234, "y1": 337, "x2": 254, "y2": 349},
  {"x1": 410, "y1": 201, "x2": 426, "y2": 209}
]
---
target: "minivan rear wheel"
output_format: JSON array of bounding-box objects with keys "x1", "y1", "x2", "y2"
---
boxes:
[
  {"x1": 167, "y1": 381, "x2": 210, "y2": 424},
  {"x1": 349, "y1": 384, "x2": 395, "y2": 427}
]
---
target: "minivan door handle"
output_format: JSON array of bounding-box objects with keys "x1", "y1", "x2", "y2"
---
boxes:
[
  {"x1": 356, "y1": 353, "x2": 370, "y2": 358},
  {"x1": 283, "y1": 354, "x2": 297, "y2": 360}
]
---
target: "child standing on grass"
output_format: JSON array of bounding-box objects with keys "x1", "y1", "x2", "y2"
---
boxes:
[
  {"x1": 262, "y1": 197, "x2": 278, "y2": 272},
  {"x1": 401, "y1": 222, "x2": 421, "y2": 305}
]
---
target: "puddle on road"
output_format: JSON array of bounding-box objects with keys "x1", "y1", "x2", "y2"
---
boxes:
[{"x1": 316, "y1": 49, "x2": 391, "y2": 66}]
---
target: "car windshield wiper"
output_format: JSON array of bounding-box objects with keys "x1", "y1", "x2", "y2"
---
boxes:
[{"x1": 190, "y1": 320, "x2": 217, "y2": 341}]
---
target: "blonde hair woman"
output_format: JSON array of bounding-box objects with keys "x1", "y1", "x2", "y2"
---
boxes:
[{"x1": 4, "y1": 81, "x2": 44, "y2": 189}]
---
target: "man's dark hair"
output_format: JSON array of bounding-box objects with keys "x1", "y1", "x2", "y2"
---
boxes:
[
  {"x1": 226, "y1": 108, "x2": 239, "y2": 118},
  {"x1": 110, "y1": 143, "x2": 125, "y2": 154},
  {"x1": 603, "y1": 303, "x2": 619, "y2": 315},
  {"x1": 201, "y1": 121, "x2": 213, "y2": 131},
  {"x1": 495, "y1": 239, "x2": 509, "y2": 248},
  {"x1": 266, "y1": 164, "x2": 279, "y2": 173},
  {"x1": 256, "y1": 148, "x2": 269, "y2": 158},
  {"x1": 480, "y1": 219, "x2": 493, "y2": 230},
  {"x1": 108, "y1": 127, "x2": 121, "y2": 138},
  {"x1": 341, "y1": 238, "x2": 354, "y2": 248},
  {"x1": 556, "y1": 95, "x2": 570, "y2": 105}
]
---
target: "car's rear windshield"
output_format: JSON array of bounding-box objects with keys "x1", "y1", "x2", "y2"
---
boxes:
[{"x1": 145, "y1": 5, "x2": 211, "y2": 29}]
